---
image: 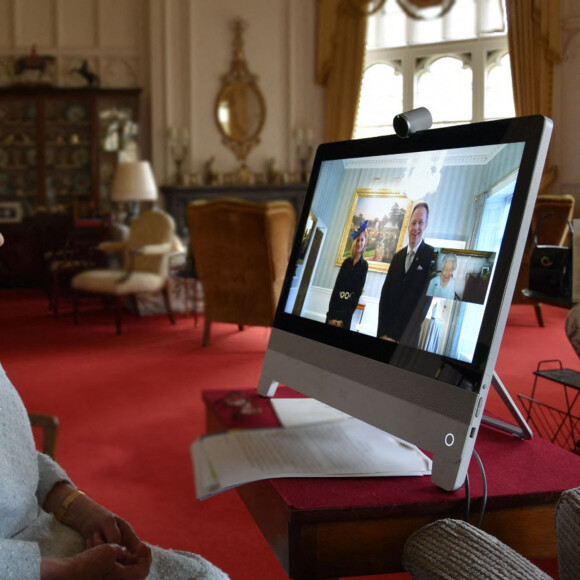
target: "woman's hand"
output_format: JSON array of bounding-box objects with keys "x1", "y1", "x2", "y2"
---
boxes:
[
  {"x1": 328, "y1": 319, "x2": 344, "y2": 327},
  {"x1": 62, "y1": 492, "x2": 142, "y2": 551},
  {"x1": 41, "y1": 543, "x2": 152, "y2": 580},
  {"x1": 43, "y1": 483, "x2": 151, "y2": 576}
]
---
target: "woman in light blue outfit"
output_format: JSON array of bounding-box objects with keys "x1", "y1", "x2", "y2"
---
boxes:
[
  {"x1": 0, "y1": 229, "x2": 228, "y2": 579},
  {"x1": 426, "y1": 254, "x2": 457, "y2": 300}
]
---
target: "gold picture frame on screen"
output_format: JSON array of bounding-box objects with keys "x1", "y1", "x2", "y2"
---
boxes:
[{"x1": 336, "y1": 189, "x2": 413, "y2": 274}]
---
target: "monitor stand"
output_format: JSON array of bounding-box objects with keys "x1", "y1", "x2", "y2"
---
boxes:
[{"x1": 481, "y1": 371, "x2": 533, "y2": 439}]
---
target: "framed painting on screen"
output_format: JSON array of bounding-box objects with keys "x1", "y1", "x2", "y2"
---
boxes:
[{"x1": 336, "y1": 189, "x2": 413, "y2": 274}]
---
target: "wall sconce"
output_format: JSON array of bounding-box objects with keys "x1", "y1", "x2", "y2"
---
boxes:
[
  {"x1": 167, "y1": 127, "x2": 190, "y2": 186},
  {"x1": 295, "y1": 127, "x2": 314, "y2": 183}
]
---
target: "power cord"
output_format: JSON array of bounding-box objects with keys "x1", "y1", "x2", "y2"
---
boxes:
[
  {"x1": 463, "y1": 449, "x2": 488, "y2": 527},
  {"x1": 473, "y1": 449, "x2": 488, "y2": 527}
]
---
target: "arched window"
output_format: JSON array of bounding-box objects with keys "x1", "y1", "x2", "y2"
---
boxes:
[
  {"x1": 356, "y1": 63, "x2": 403, "y2": 139},
  {"x1": 485, "y1": 52, "x2": 515, "y2": 120},
  {"x1": 355, "y1": 0, "x2": 513, "y2": 138},
  {"x1": 415, "y1": 56, "x2": 473, "y2": 127}
]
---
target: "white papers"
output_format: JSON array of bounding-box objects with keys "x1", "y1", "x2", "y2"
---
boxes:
[
  {"x1": 271, "y1": 397, "x2": 352, "y2": 427},
  {"x1": 192, "y1": 414, "x2": 432, "y2": 500}
]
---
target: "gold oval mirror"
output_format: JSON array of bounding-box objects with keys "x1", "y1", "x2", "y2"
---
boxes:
[{"x1": 215, "y1": 19, "x2": 266, "y2": 163}]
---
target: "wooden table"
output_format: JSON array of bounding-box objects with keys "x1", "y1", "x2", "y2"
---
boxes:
[{"x1": 203, "y1": 388, "x2": 580, "y2": 579}]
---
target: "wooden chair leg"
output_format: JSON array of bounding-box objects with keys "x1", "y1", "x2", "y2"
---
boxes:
[
  {"x1": 72, "y1": 291, "x2": 80, "y2": 325},
  {"x1": 49, "y1": 271, "x2": 57, "y2": 314},
  {"x1": 192, "y1": 279, "x2": 199, "y2": 329},
  {"x1": 115, "y1": 296, "x2": 124, "y2": 335},
  {"x1": 162, "y1": 286, "x2": 176, "y2": 325},
  {"x1": 203, "y1": 319, "x2": 211, "y2": 347},
  {"x1": 534, "y1": 303, "x2": 544, "y2": 327},
  {"x1": 130, "y1": 295, "x2": 141, "y2": 318}
]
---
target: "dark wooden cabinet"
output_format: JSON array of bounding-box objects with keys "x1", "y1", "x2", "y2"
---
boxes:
[
  {"x1": 0, "y1": 87, "x2": 141, "y2": 215},
  {"x1": 0, "y1": 214, "x2": 72, "y2": 288}
]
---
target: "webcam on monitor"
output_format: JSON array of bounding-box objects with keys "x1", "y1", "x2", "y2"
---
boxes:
[{"x1": 393, "y1": 107, "x2": 433, "y2": 138}]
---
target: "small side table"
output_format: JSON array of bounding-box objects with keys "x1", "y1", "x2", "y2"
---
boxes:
[
  {"x1": 520, "y1": 360, "x2": 580, "y2": 453},
  {"x1": 202, "y1": 387, "x2": 580, "y2": 579}
]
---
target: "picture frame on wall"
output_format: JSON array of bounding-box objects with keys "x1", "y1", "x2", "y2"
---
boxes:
[
  {"x1": 0, "y1": 202, "x2": 23, "y2": 223},
  {"x1": 335, "y1": 189, "x2": 413, "y2": 274}
]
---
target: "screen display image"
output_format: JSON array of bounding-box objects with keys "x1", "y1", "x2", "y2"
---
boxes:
[
  {"x1": 283, "y1": 143, "x2": 520, "y2": 366},
  {"x1": 258, "y1": 116, "x2": 552, "y2": 491}
]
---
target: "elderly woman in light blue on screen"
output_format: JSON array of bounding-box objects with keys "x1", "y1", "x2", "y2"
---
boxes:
[{"x1": 426, "y1": 253, "x2": 457, "y2": 300}]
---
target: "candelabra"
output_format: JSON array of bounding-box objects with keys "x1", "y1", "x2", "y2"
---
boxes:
[
  {"x1": 167, "y1": 127, "x2": 190, "y2": 185},
  {"x1": 295, "y1": 127, "x2": 314, "y2": 183}
]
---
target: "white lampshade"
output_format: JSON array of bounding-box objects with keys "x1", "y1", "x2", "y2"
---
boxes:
[{"x1": 111, "y1": 161, "x2": 158, "y2": 202}]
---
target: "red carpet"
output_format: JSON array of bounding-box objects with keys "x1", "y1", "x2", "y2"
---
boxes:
[{"x1": 0, "y1": 289, "x2": 576, "y2": 579}]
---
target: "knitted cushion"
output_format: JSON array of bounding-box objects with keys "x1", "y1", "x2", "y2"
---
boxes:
[
  {"x1": 403, "y1": 518, "x2": 551, "y2": 580},
  {"x1": 556, "y1": 486, "x2": 580, "y2": 580}
]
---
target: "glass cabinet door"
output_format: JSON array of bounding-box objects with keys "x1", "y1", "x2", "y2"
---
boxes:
[
  {"x1": 44, "y1": 97, "x2": 93, "y2": 209},
  {"x1": 0, "y1": 88, "x2": 141, "y2": 216},
  {"x1": 0, "y1": 98, "x2": 39, "y2": 204}
]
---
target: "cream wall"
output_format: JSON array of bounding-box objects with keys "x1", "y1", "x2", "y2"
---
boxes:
[
  {"x1": 151, "y1": 0, "x2": 324, "y2": 184},
  {"x1": 1, "y1": 0, "x2": 580, "y2": 210},
  {"x1": 0, "y1": 0, "x2": 324, "y2": 187}
]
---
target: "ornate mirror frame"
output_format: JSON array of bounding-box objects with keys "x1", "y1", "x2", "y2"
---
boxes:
[{"x1": 214, "y1": 19, "x2": 266, "y2": 163}]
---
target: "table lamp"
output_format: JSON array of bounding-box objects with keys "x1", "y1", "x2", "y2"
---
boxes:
[{"x1": 111, "y1": 161, "x2": 158, "y2": 220}]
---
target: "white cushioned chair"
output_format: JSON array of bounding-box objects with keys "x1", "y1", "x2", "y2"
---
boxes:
[{"x1": 71, "y1": 210, "x2": 177, "y2": 335}]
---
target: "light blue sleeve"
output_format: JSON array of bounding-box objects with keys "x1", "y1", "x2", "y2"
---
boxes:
[
  {"x1": 426, "y1": 276, "x2": 437, "y2": 297},
  {"x1": 35, "y1": 452, "x2": 73, "y2": 508},
  {"x1": 0, "y1": 541, "x2": 41, "y2": 580}
]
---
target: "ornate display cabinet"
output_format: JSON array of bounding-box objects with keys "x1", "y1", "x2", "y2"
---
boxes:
[{"x1": 0, "y1": 86, "x2": 141, "y2": 215}]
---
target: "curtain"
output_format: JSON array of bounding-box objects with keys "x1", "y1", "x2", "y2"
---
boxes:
[
  {"x1": 506, "y1": 0, "x2": 562, "y2": 190},
  {"x1": 317, "y1": 0, "x2": 370, "y2": 142}
]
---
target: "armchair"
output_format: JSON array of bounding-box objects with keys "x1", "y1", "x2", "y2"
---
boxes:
[
  {"x1": 513, "y1": 194, "x2": 575, "y2": 326},
  {"x1": 28, "y1": 413, "x2": 59, "y2": 459},
  {"x1": 402, "y1": 486, "x2": 580, "y2": 580},
  {"x1": 71, "y1": 210, "x2": 177, "y2": 335},
  {"x1": 187, "y1": 199, "x2": 296, "y2": 346}
]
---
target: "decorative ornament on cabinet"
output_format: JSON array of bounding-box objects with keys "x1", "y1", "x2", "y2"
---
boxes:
[
  {"x1": 69, "y1": 59, "x2": 100, "y2": 87},
  {"x1": 13, "y1": 45, "x2": 56, "y2": 86}
]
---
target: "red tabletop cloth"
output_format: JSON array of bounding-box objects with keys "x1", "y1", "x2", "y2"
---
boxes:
[{"x1": 203, "y1": 387, "x2": 580, "y2": 515}]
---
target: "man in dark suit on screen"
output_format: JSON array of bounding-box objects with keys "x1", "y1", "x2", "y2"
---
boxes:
[{"x1": 377, "y1": 201, "x2": 434, "y2": 344}]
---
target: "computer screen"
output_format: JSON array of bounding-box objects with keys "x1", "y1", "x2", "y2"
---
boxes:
[{"x1": 258, "y1": 115, "x2": 552, "y2": 491}]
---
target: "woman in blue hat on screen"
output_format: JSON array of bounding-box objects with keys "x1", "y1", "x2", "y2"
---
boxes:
[{"x1": 326, "y1": 220, "x2": 369, "y2": 330}]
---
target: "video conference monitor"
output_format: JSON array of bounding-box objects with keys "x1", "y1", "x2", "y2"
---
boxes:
[{"x1": 258, "y1": 115, "x2": 553, "y2": 492}]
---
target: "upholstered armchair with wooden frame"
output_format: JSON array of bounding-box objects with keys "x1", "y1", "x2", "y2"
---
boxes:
[
  {"x1": 402, "y1": 486, "x2": 580, "y2": 580},
  {"x1": 187, "y1": 199, "x2": 296, "y2": 346},
  {"x1": 29, "y1": 413, "x2": 59, "y2": 459},
  {"x1": 71, "y1": 210, "x2": 177, "y2": 335},
  {"x1": 512, "y1": 194, "x2": 575, "y2": 326}
]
